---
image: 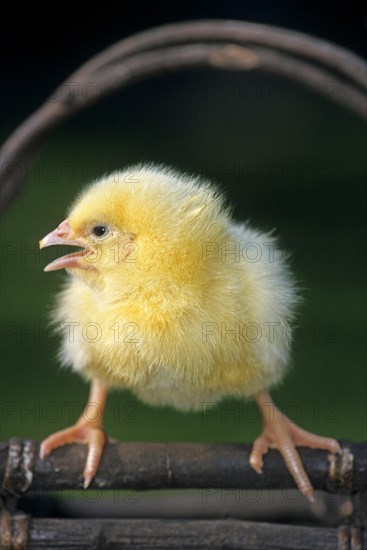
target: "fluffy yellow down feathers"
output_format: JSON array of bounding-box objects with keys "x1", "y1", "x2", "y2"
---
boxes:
[{"x1": 52, "y1": 164, "x2": 297, "y2": 409}]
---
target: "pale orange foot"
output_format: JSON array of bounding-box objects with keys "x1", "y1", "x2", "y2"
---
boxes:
[
  {"x1": 250, "y1": 393, "x2": 341, "y2": 502},
  {"x1": 40, "y1": 421, "x2": 107, "y2": 488}
]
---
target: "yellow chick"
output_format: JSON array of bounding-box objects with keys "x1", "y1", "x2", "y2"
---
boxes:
[{"x1": 39, "y1": 164, "x2": 340, "y2": 499}]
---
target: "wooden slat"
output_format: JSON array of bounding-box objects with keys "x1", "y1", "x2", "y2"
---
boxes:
[{"x1": 26, "y1": 518, "x2": 365, "y2": 550}]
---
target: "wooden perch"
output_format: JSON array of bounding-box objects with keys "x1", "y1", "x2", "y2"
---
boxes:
[{"x1": 1, "y1": 439, "x2": 366, "y2": 495}]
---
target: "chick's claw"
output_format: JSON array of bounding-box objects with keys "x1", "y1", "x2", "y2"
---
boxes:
[
  {"x1": 249, "y1": 421, "x2": 316, "y2": 502},
  {"x1": 40, "y1": 422, "x2": 107, "y2": 488},
  {"x1": 251, "y1": 392, "x2": 341, "y2": 503},
  {"x1": 286, "y1": 423, "x2": 341, "y2": 454}
]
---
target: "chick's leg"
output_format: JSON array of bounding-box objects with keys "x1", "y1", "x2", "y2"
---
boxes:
[
  {"x1": 40, "y1": 379, "x2": 108, "y2": 488},
  {"x1": 249, "y1": 391, "x2": 341, "y2": 502}
]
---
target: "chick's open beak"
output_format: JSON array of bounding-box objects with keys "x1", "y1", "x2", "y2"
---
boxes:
[{"x1": 40, "y1": 219, "x2": 90, "y2": 272}]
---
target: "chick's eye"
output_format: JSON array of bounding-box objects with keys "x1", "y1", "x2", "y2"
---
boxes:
[{"x1": 91, "y1": 224, "x2": 109, "y2": 238}]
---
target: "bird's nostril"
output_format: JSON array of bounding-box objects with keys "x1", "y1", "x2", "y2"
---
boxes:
[{"x1": 57, "y1": 219, "x2": 71, "y2": 237}]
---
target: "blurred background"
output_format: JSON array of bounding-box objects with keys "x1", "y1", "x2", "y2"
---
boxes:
[{"x1": 1, "y1": 1, "x2": 366, "y2": 452}]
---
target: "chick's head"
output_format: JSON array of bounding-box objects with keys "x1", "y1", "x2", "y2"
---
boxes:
[{"x1": 40, "y1": 165, "x2": 230, "y2": 294}]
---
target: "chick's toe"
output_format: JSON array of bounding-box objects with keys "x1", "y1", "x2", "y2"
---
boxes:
[
  {"x1": 250, "y1": 391, "x2": 341, "y2": 503},
  {"x1": 40, "y1": 421, "x2": 107, "y2": 488}
]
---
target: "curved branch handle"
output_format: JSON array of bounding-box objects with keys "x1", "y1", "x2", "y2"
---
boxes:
[{"x1": 1, "y1": 20, "x2": 366, "y2": 213}]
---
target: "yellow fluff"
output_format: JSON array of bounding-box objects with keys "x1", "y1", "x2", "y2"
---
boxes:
[{"x1": 53, "y1": 164, "x2": 297, "y2": 410}]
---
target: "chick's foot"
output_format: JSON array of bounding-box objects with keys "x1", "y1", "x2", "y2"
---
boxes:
[
  {"x1": 250, "y1": 391, "x2": 341, "y2": 502},
  {"x1": 40, "y1": 421, "x2": 107, "y2": 488}
]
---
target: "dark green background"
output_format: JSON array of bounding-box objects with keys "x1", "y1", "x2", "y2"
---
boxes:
[{"x1": 1, "y1": 3, "x2": 366, "y2": 449}]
